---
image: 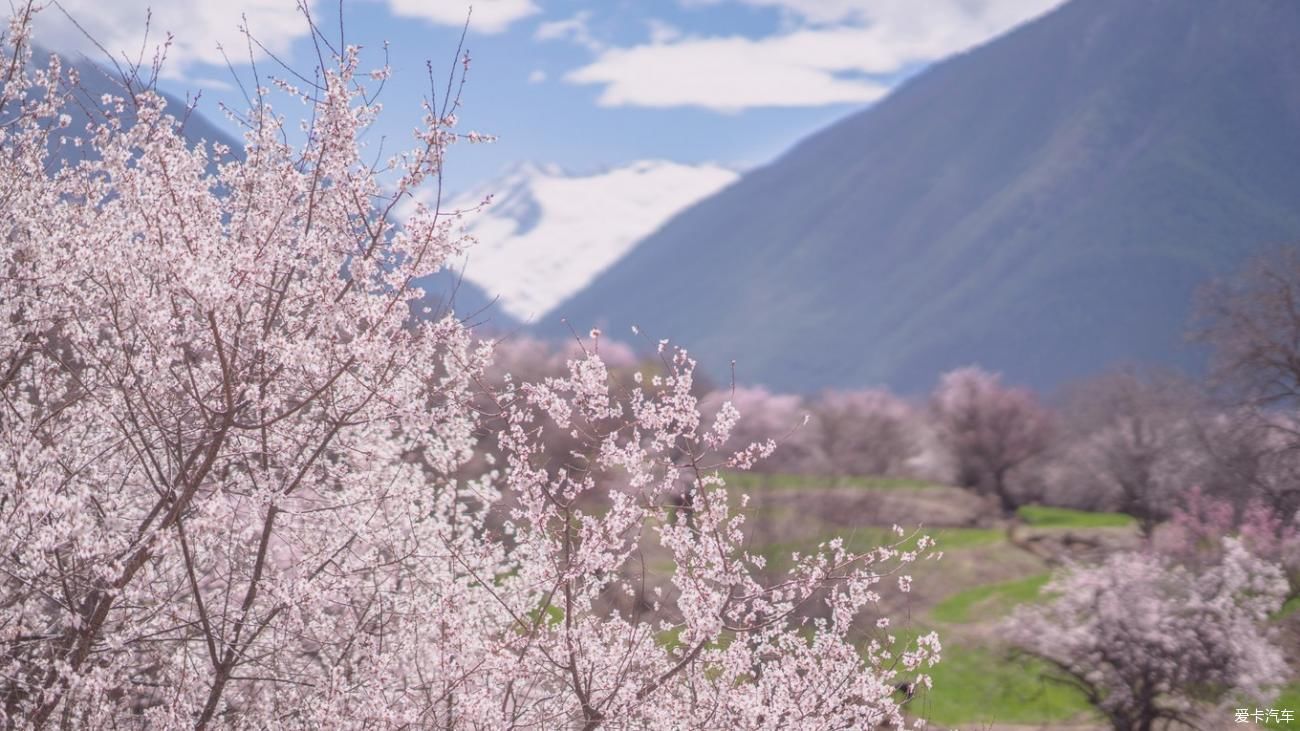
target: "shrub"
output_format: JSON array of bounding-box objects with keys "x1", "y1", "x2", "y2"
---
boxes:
[{"x1": 1007, "y1": 543, "x2": 1288, "y2": 731}]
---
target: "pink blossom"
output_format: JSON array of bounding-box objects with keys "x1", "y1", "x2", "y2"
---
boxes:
[
  {"x1": 0, "y1": 11, "x2": 936, "y2": 727},
  {"x1": 929, "y1": 367, "x2": 1054, "y2": 513},
  {"x1": 1008, "y1": 544, "x2": 1288, "y2": 730}
]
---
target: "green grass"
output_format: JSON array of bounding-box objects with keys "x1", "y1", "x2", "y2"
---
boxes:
[
  {"x1": 931, "y1": 573, "x2": 1052, "y2": 624},
  {"x1": 1017, "y1": 504, "x2": 1135, "y2": 528},
  {"x1": 912, "y1": 644, "x2": 1094, "y2": 726},
  {"x1": 1278, "y1": 594, "x2": 1300, "y2": 620},
  {"x1": 1275, "y1": 683, "x2": 1300, "y2": 728},
  {"x1": 721, "y1": 471, "x2": 946, "y2": 492},
  {"x1": 926, "y1": 527, "x2": 1004, "y2": 551},
  {"x1": 845, "y1": 476, "x2": 948, "y2": 491}
]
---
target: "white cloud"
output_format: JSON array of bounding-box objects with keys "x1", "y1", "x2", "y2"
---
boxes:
[
  {"x1": 686, "y1": 0, "x2": 1054, "y2": 27},
  {"x1": 32, "y1": 0, "x2": 541, "y2": 81},
  {"x1": 387, "y1": 0, "x2": 540, "y2": 34},
  {"x1": 566, "y1": 34, "x2": 890, "y2": 111},
  {"x1": 528, "y1": 68, "x2": 547, "y2": 83},
  {"x1": 564, "y1": 0, "x2": 1064, "y2": 111},
  {"x1": 534, "y1": 11, "x2": 604, "y2": 52},
  {"x1": 646, "y1": 19, "x2": 682, "y2": 45},
  {"x1": 31, "y1": 0, "x2": 313, "y2": 79},
  {"x1": 186, "y1": 76, "x2": 236, "y2": 92}
]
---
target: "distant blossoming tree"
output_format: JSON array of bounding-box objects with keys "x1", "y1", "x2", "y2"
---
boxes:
[
  {"x1": 929, "y1": 367, "x2": 1054, "y2": 514},
  {"x1": 1157, "y1": 488, "x2": 1300, "y2": 599},
  {"x1": 0, "y1": 6, "x2": 938, "y2": 727},
  {"x1": 812, "y1": 389, "x2": 921, "y2": 478},
  {"x1": 1197, "y1": 245, "x2": 1300, "y2": 411},
  {"x1": 1196, "y1": 246, "x2": 1300, "y2": 515},
  {"x1": 698, "y1": 385, "x2": 826, "y2": 474},
  {"x1": 1194, "y1": 407, "x2": 1300, "y2": 517},
  {"x1": 1007, "y1": 542, "x2": 1288, "y2": 731},
  {"x1": 1053, "y1": 370, "x2": 1205, "y2": 535}
]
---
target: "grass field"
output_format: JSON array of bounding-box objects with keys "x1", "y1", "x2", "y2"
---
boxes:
[
  {"x1": 1275, "y1": 683, "x2": 1300, "y2": 728},
  {"x1": 1017, "y1": 504, "x2": 1135, "y2": 528},
  {"x1": 914, "y1": 644, "x2": 1095, "y2": 727},
  {"x1": 643, "y1": 473, "x2": 1298, "y2": 727},
  {"x1": 722, "y1": 471, "x2": 948, "y2": 492},
  {"x1": 930, "y1": 572, "x2": 1053, "y2": 624}
]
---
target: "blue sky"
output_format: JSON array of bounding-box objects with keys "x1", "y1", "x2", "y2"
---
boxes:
[{"x1": 32, "y1": 0, "x2": 1062, "y2": 195}]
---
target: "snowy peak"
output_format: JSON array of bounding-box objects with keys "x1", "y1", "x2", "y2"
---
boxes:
[{"x1": 447, "y1": 160, "x2": 739, "y2": 321}]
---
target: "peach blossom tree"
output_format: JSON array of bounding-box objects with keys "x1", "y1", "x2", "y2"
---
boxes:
[
  {"x1": 0, "y1": 8, "x2": 937, "y2": 728},
  {"x1": 1157, "y1": 488, "x2": 1300, "y2": 599},
  {"x1": 1007, "y1": 542, "x2": 1288, "y2": 731},
  {"x1": 811, "y1": 389, "x2": 921, "y2": 479},
  {"x1": 929, "y1": 367, "x2": 1053, "y2": 514}
]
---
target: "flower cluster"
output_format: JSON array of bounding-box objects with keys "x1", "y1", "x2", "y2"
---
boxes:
[
  {"x1": 1157, "y1": 487, "x2": 1300, "y2": 594},
  {"x1": 1007, "y1": 542, "x2": 1288, "y2": 731},
  {"x1": 0, "y1": 7, "x2": 936, "y2": 727}
]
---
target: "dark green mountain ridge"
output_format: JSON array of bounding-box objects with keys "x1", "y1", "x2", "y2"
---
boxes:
[{"x1": 544, "y1": 0, "x2": 1300, "y2": 393}]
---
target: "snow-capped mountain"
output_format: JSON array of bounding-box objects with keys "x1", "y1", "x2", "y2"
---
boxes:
[{"x1": 442, "y1": 160, "x2": 739, "y2": 321}]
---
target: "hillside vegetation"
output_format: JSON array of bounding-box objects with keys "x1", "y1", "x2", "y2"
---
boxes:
[{"x1": 546, "y1": 0, "x2": 1300, "y2": 394}]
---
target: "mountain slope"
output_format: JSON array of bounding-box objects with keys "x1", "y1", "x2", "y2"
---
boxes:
[
  {"x1": 444, "y1": 161, "x2": 738, "y2": 321},
  {"x1": 545, "y1": 0, "x2": 1300, "y2": 393}
]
